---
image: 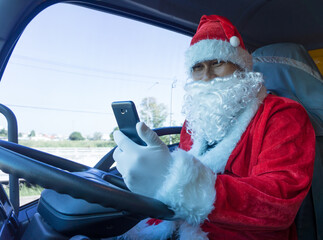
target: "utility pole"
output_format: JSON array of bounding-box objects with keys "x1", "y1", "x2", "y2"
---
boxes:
[{"x1": 169, "y1": 78, "x2": 177, "y2": 144}]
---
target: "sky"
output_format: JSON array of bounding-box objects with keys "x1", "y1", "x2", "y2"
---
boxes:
[{"x1": 0, "y1": 3, "x2": 191, "y2": 137}]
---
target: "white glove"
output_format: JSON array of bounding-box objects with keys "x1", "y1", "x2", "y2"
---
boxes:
[{"x1": 113, "y1": 122, "x2": 172, "y2": 198}]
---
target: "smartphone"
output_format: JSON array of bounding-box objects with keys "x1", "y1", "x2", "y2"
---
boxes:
[{"x1": 111, "y1": 101, "x2": 146, "y2": 146}]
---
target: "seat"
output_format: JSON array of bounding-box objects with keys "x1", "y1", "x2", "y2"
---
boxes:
[{"x1": 252, "y1": 43, "x2": 323, "y2": 240}]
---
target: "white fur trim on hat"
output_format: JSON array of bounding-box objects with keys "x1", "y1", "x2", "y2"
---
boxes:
[
  {"x1": 155, "y1": 149, "x2": 216, "y2": 225},
  {"x1": 185, "y1": 39, "x2": 253, "y2": 74}
]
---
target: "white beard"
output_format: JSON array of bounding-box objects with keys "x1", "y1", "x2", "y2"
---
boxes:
[{"x1": 182, "y1": 71, "x2": 264, "y2": 145}]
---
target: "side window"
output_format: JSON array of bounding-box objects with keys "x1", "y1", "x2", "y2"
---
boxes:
[{"x1": 0, "y1": 3, "x2": 190, "y2": 205}]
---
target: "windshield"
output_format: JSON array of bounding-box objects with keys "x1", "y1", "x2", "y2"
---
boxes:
[{"x1": 0, "y1": 3, "x2": 190, "y2": 205}]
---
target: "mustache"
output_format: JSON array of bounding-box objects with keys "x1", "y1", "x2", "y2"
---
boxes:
[{"x1": 185, "y1": 71, "x2": 263, "y2": 89}]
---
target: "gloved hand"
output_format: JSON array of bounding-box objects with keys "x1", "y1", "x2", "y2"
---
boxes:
[{"x1": 113, "y1": 122, "x2": 172, "y2": 198}]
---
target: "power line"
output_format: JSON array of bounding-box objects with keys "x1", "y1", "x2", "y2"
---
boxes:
[
  {"x1": 11, "y1": 61, "x2": 172, "y2": 85},
  {"x1": 6, "y1": 104, "x2": 112, "y2": 115},
  {"x1": 11, "y1": 54, "x2": 175, "y2": 84}
]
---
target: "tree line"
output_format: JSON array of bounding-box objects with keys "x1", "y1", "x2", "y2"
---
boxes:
[{"x1": 0, "y1": 97, "x2": 180, "y2": 144}]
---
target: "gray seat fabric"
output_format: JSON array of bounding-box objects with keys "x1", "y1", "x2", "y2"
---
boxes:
[
  {"x1": 252, "y1": 43, "x2": 323, "y2": 240},
  {"x1": 253, "y1": 43, "x2": 323, "y2": 136}
]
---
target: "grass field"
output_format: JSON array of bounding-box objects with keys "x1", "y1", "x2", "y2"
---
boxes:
[
  {"x1": 18, "y1": 135, "x2": 180, "y2": 148},
  {"x1": 19, "y1": 139, "x2": 116, "y2": 148},
  {"x1": 3, "y1": 183, "x2": 42, "y2": 196},
  {"x1": 19, "y1": 183, "x2": 43, "y2": 196}
]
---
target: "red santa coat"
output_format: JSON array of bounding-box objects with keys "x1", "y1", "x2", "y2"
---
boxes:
[
  {"x1": 121, "y1": 93, "x2": 315, "y2": 240},
  {"x1": 179, "y1": 94, "x2": 316, "y2": 240}
]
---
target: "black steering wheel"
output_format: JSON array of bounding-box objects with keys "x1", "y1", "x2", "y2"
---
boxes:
[{"x1": 0, "y1": 139, "x2": 174, "y2": 219}]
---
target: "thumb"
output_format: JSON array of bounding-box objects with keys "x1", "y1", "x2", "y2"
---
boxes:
[{"x1": 136, "y1": 122, "x2": 164, "y2": 147}]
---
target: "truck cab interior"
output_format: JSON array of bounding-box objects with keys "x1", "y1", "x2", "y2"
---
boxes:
[{"x1": 0, "y1": 1, "x2": 322, "y2": 239}]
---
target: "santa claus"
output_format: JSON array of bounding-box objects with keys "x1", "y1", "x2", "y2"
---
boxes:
[{"x1": 113, "y1": 15, "x2": 316, "y2": 240}]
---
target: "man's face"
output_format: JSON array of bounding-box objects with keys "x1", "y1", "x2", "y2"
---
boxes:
[
  {"x1": 191, "y1": 60, "x2": 240, "y2": 81},
  {"x1": 183, "y1": 66, "x2": 264, "y2": 144}
]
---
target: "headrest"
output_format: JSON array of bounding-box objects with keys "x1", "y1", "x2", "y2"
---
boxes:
[{"x1": 252, "y1": 43, "x2": 323, "y2": 136}]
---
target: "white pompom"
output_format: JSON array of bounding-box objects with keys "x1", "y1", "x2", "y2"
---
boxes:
[{"x1": 230, "y1": 36, "x2": 240, "y2": 47}]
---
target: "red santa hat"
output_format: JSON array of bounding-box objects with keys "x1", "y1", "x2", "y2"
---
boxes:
[{"x1": 185, "y1": 15, "x2": 253, "y2": 74}]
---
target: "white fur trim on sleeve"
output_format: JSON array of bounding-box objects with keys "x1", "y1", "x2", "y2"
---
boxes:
[
  {"x1": 178, "y1": 221, "x2": 208, "y2": 240},
  {"x1": 118, "y1": 218, "x2": 177, "y2": 240},
  {"x1": 155, "y1": 148, "x2": 216, "y2": 225}
]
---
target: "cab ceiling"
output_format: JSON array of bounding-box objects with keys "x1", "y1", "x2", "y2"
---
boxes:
[{"x1": 85, "y1": 0, "x2": 323, "y2": 52}]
